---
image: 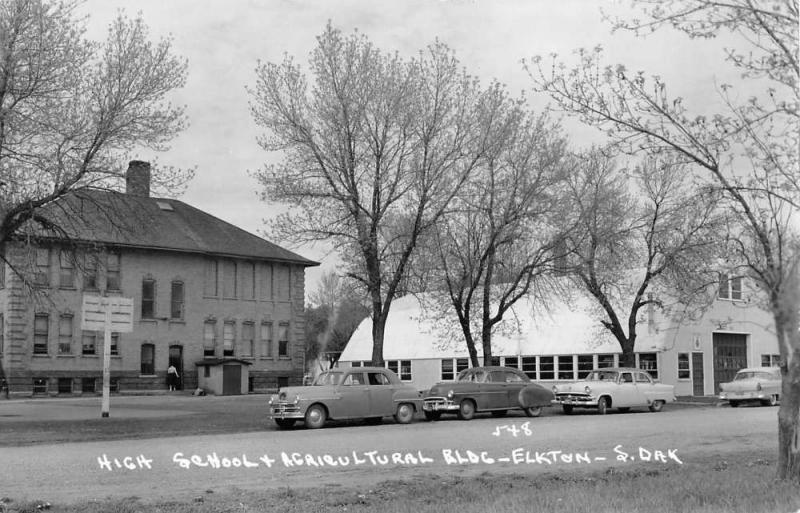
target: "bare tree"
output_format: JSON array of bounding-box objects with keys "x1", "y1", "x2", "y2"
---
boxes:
[
  {"x1": 250, "y1": 23, "x2": 494, "y2": 364},
  {"x1": 528, "y1": 0, "x2": 799, "y2": 479},
  {"x1": 0, "y1": 0, "x2": 190, "y2": 255},
  {"x1": 561, "y1": 149, "x2": 722, "y2": 367},
  {"x1": 418, "y1": 94, "x2": 570, "y2": 367}
]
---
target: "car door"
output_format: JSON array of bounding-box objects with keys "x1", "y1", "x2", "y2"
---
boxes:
[
  {"x1": 614, "y1": 372, "x2": 639, "y2": 407},
  {"x1": 366, "y1": 371, "x2": 395, "y2": 417},
  {"x1": 503, "y1": 370, "x2": 528, "y2": 408},
  {"x1": 484, "y1": 371, "x2": 509, "y2": 410},
  {"x1": 332, "y1": 371, "x2": 370, "y2": 419},
  {"x1": 631, "y1": 372, "x2": 651, "y2": 405}
]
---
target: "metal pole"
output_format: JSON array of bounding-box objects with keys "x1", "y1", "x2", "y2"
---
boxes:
[{"x1": 101, "y1": 299, "x2": 110, "y2": 418}]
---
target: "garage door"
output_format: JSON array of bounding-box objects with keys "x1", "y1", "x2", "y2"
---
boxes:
[{"x1": 713, "y1": 333, "x2": 747, "y2": 393}]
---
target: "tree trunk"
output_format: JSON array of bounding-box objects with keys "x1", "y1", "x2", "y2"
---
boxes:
[
  {"x1": 370, "y1": 310, "x2": 386, "y2": 366},
  {"x1": 619, "y1": 337, "x2": 636, "y2": 367},
  {"x1": 776, "y1": 267, "x2": 800, "y2": 480}
]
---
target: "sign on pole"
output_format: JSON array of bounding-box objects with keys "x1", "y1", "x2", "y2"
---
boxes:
[{"x1": 82, "y1": 295, "x2": 134, "y2": 418}]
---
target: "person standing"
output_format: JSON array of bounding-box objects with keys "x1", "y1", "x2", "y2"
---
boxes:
[{"x1": 167, "y1": 364, "x2": 179, "y2": 392}]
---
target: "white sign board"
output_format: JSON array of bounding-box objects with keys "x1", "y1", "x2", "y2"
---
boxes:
[{"x1": 81, "y1": 295, "x2": 134, "y2": 333}]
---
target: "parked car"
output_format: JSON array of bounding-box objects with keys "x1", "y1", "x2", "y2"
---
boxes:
[
  {"x1": 551, "y1": 367, "x2": 675, "y2": 415},
  {"x1": 267, "y1": 367, "x2": 422, "y2": 429},
  {"x1": 719, "y1": 367, "x2": 781, "y2": 407},
  {"x1": 422, "y1": 366, "x2": 554, "y2": 421}
]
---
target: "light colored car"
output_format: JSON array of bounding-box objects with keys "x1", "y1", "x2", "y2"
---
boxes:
[
  {"x1": 551, "y1": 367, "x2": 675, "y2": 415},
  {"x1": 267, "y1": 367, "x2": 422, "y2": 429},
  {"x1": 719, "y1": 367, "x2": 781, "y2": 407},
  {"x1": 422, "y1": 366, "x2": 554, "y2": 421}
]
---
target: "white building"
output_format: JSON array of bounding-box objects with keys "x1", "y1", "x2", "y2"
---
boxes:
[{"x1": 339, "y1": 277, "x2": 778, "y2": 395}]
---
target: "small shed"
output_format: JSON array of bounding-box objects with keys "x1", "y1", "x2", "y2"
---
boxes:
[{"x1": 195, "y1": 358, "x2": 253, "y2": 395}]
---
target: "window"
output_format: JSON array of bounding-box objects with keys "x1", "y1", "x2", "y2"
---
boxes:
[
  {"x1": 638, "y1": 353, "x2": 658, "y2": 380},
  {"x1": 170, "y1": 281, "x2": 184, "y2": 320},
  {"x1": 32, "y1": 378, "x2": 48, "y2": 395},
  {"x1": 521, "y1": 356, "x2": 536, "y2": 379},
  {"x1": 223, "y1": 321, "x2": 235, "y2": 356},
  {"x1": 260, "y1": 322, "x2": 273, "y2": 358},
  {"x1": 441, "y1": 359, "x2": 454, "y2": 380},
  {"x1": 678, "y1": 353, "x2": 691, "y2": 379},
  {"x1": 81, "y1": 377, "x2": 96, "y2": 393},
  {"x1": 368, "y1": 372, "x2": 391, "y2": 385},
  {"x1": 59, "y1": 250, "x2": 74, "y2": 288},
  {"x1": 504, "y1": 357, "x2": 518, "y2": 369},
  {"x1": 106, "y1": 252, "x2": 120, "y2": 290},
  {"x1": 110, "y1": 333, "x2": 119, "y2": 356},
  {"x1": 761, "y1": 354, "x2": 781, "y2": 367},
  {"x1": 351, "y1": 361, "x2": 362, "y2": 367},
  {"x1": 243, "y1": 262, "x2": 256, "y2": 300},
  {"x1": 140, "y1": 343, "x2": 155, "y2": 375},
  {"x1": 0, "y1": 314, "x2": 4, "y2": 356},
  {"x1": 204, "y1": 259, "x2": 218, "y2": 296},
  {"x1": 275, "y1": 265, "x2": 289, "y2": 300},
  {"x1": 577, "y1": 354, "x2": 594, "y2": 379},
  {"x1": 82, "y1": 331, "x2": 96, "y2": 355},
  {"x1": 204, "y1": 366, "x2": 211, "y2": 378},
  {"x1": 141, "y1": 279, "x2": 155, "y2": 319},
  {"x1": 58, "y1": 315, "x2": 73, "y2": 355},
  {"x1": 84, "y1": 253, "x2": 99, "y2": 290},
  {"x1": 58, "y1": 378, "x2": 73, "y2": 394},
  {"x1": 386, "y1": 360, "x2": 412, "y2": 381},
  {"x1": 34, "y1": 248, "x2": 50, "y2": 286},
  {"x1": 109, "y1": 377, "x2": 120, "y2": 393},
  {"x1": 33, "y1": 314, "x2": 49, "y2": 355},
  {"x1": 539, "y1": 356, "x2": 554, "y2": 380},
  {"x1": 203, "y1": 321, "x2": 216, "y2": 357},
  {"x1": 278, "y1": 322, "x2": 289, "y2": 358},
  {"x1": 557, "y1": 355, "x2": 574, "y2": 380},
  {"x1": 490, "y1": 356, "x2": 501, "y2": 366},
  {"x1": 222, "y1": 260, "x2": 237, "y2": 298},
  {"x1": 597, "y1": 354, "x2": 615, "y2": 368},
  {"x1": 260, "y1": 264, "x2": 273, "y2": 300},
  {"x1": 241, "y1": 322, "x2": 255, "y2": 357},
  {"x1": 718, "y1": 273, "x2": 743, "y2": 301},
  {"x1": 456, "y1": 358, "x2": 469, "y2": 374}
]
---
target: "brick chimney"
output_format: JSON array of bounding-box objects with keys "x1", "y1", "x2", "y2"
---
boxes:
[{"x1": 125, "y1": 160, "x2": 151, "y2": 197}]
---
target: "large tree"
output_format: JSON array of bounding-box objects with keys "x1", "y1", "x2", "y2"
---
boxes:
[
  {"x1": 0, "y1": 0, "x2": 190, "y2": 252},
  {"x1": 560, "y1": 148, "x2": 722, "y2": 367},
  {"x1": 419, "y1": 94, "x2": 570, "y2": 367},
  {"x1": 529, "y1": 0, "x2": 799, "y2": 479},
  {"x1": 250, "y1": 24, "x2": 500, "y2": 364}
]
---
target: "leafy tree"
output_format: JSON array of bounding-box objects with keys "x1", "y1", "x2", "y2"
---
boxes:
[
  {"x1": 0, "y1": 0, "x2": 190, "y2": 253},
  {"x1": 250, "y1": 23, "x2": 498, "y2": 365},
  {"x1": 418, "y1": 92, "x2": 570, "y2": 367},
  {"x1": 528, "y1": 0, "x2": 799, "y2": 479}
]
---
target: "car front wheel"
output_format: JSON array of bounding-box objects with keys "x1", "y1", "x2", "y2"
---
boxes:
[
  {"x1": 763, "y1": 395, "x2": 779, "y2": 407},
  {"x1": 304, "y1": 404, "x2": 327, "y2": 429},
  {"x1": 457, "y1": 399, "x2": 476, "y2": 420},
  {"x1": 394, "y1": 403, "x2": 414, "y2": 424},
  {"x1": 648, "y1": 400, "x2": 665, "y2": 412},
  {"x1": 524, "y1": 406, "x2": 542, "y2": 418},
  {"x1": 597, "y1": 397, "x2": 610, "y2": 415}
]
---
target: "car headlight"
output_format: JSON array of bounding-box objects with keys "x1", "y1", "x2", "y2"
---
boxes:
[
  {"x1": 293, "y1": 395, "x2": 301, "y2": 404},
  {"x1": 584, "y1": 386, "x2": 592, "y2": 395},
  {"x1": 447, "y1": 390, "x2": 454, "y2": 399}
]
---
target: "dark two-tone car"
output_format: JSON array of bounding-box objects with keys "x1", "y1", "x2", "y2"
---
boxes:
[
  {"x1": 422, "y1": 366, "x2": 554, "y2": 421},
  {"x1": 267, "y1": 367, "x2": 422, "y2": 429}
]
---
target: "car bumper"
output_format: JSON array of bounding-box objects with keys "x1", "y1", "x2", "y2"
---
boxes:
[
  {"x1": 423, "y1": 397, "x2": 460, "y2": 412},
  {"x1": 552, "y1": 394, "x2": 597, "y2": 407},
  {"x1": 267, "y1": 402, "x2": 305, "y2": 420},
  {"x1": 719, "y1": 391, "x2": 770, "y2": 401}
]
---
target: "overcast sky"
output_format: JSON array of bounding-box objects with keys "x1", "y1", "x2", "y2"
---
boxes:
[{"x1": 79, "y1": 0, "x2": 740, "y2": 297}]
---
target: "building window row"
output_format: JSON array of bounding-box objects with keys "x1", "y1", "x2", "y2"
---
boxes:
[
  {"x1": 761, "y1": 354, "x2": 781, "y2": 367},
  {"x1": 204, "y1": 259, "x2": 293, "y2": 302},
  {"x1": 33, "y1": 248, "x2": 121, "y2": 291},
  {"x1": 203, "y1": 319, "x2": 290, "y2": 359},
  {"x1": 141, "y1": 279, "x2": 184, "y2": 321},
  {"x1": 32, "y1": 313, "x2": 118, "y2": 356}
]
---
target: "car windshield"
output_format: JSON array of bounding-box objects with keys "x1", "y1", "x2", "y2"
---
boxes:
[
  {"x1": 313, "y1": 371, "x2": 343, "y2": 386},
  {"x1": 456, "y1": 370, "x2": 486, "y2": 382},
  {"x1": 585, "y1": 371, "x2": 619, "y2": 382},
  {"x1": 734, "y1": 371, "x2": 777, "y2": 381}
]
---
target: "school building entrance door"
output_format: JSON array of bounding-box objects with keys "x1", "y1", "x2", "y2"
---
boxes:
[
  {"x1": 713, "y1": 333, "x2": 747, "y2": 394},
  {"x1": 169, "y1": 345, "x2": 184, "y2": 391}
]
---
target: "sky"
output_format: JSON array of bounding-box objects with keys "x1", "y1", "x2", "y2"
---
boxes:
[{"x1": 78, "y1": 0, "x2": 742, "y2": 298}]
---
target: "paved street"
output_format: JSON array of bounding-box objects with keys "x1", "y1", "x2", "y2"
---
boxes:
[{"x1": 0, "y1": 400, "x2": 777, "y2": 506}]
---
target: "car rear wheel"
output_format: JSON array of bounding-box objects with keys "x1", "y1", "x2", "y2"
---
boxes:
[
  {"x1": 648, "y1": 400, "x2": 665, "y2": 412},
  {"x1": 597, "y1": 397, "x2": 610, "y2": 415},
  {"x1": 274, "y1": 419, "x2": 295, "y2": 429},
  {"x1": 729, "y1": 400, "x2": 740, "y2": 408},
  {"x1": 562, "y1": 405, "x2": 574, "y2": 415},
  {"x1": 424, "y1": 411, "x2": 441, "y2": 421},
  {"x1": 457, "y1": 399, "x2": 476, "y2": 420},
  {"x1": 304, "y1": 404, "x2": 327, "y2": 429},
  {"x1": 394, "y1": 403, "x2": 414, "y2": 424},
  {"x1": 491, "y1": 410, "x2": 508, "y2": 418},
  {"x1": 524, "y1": 406, "x2": 542, "y2": 418}
]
